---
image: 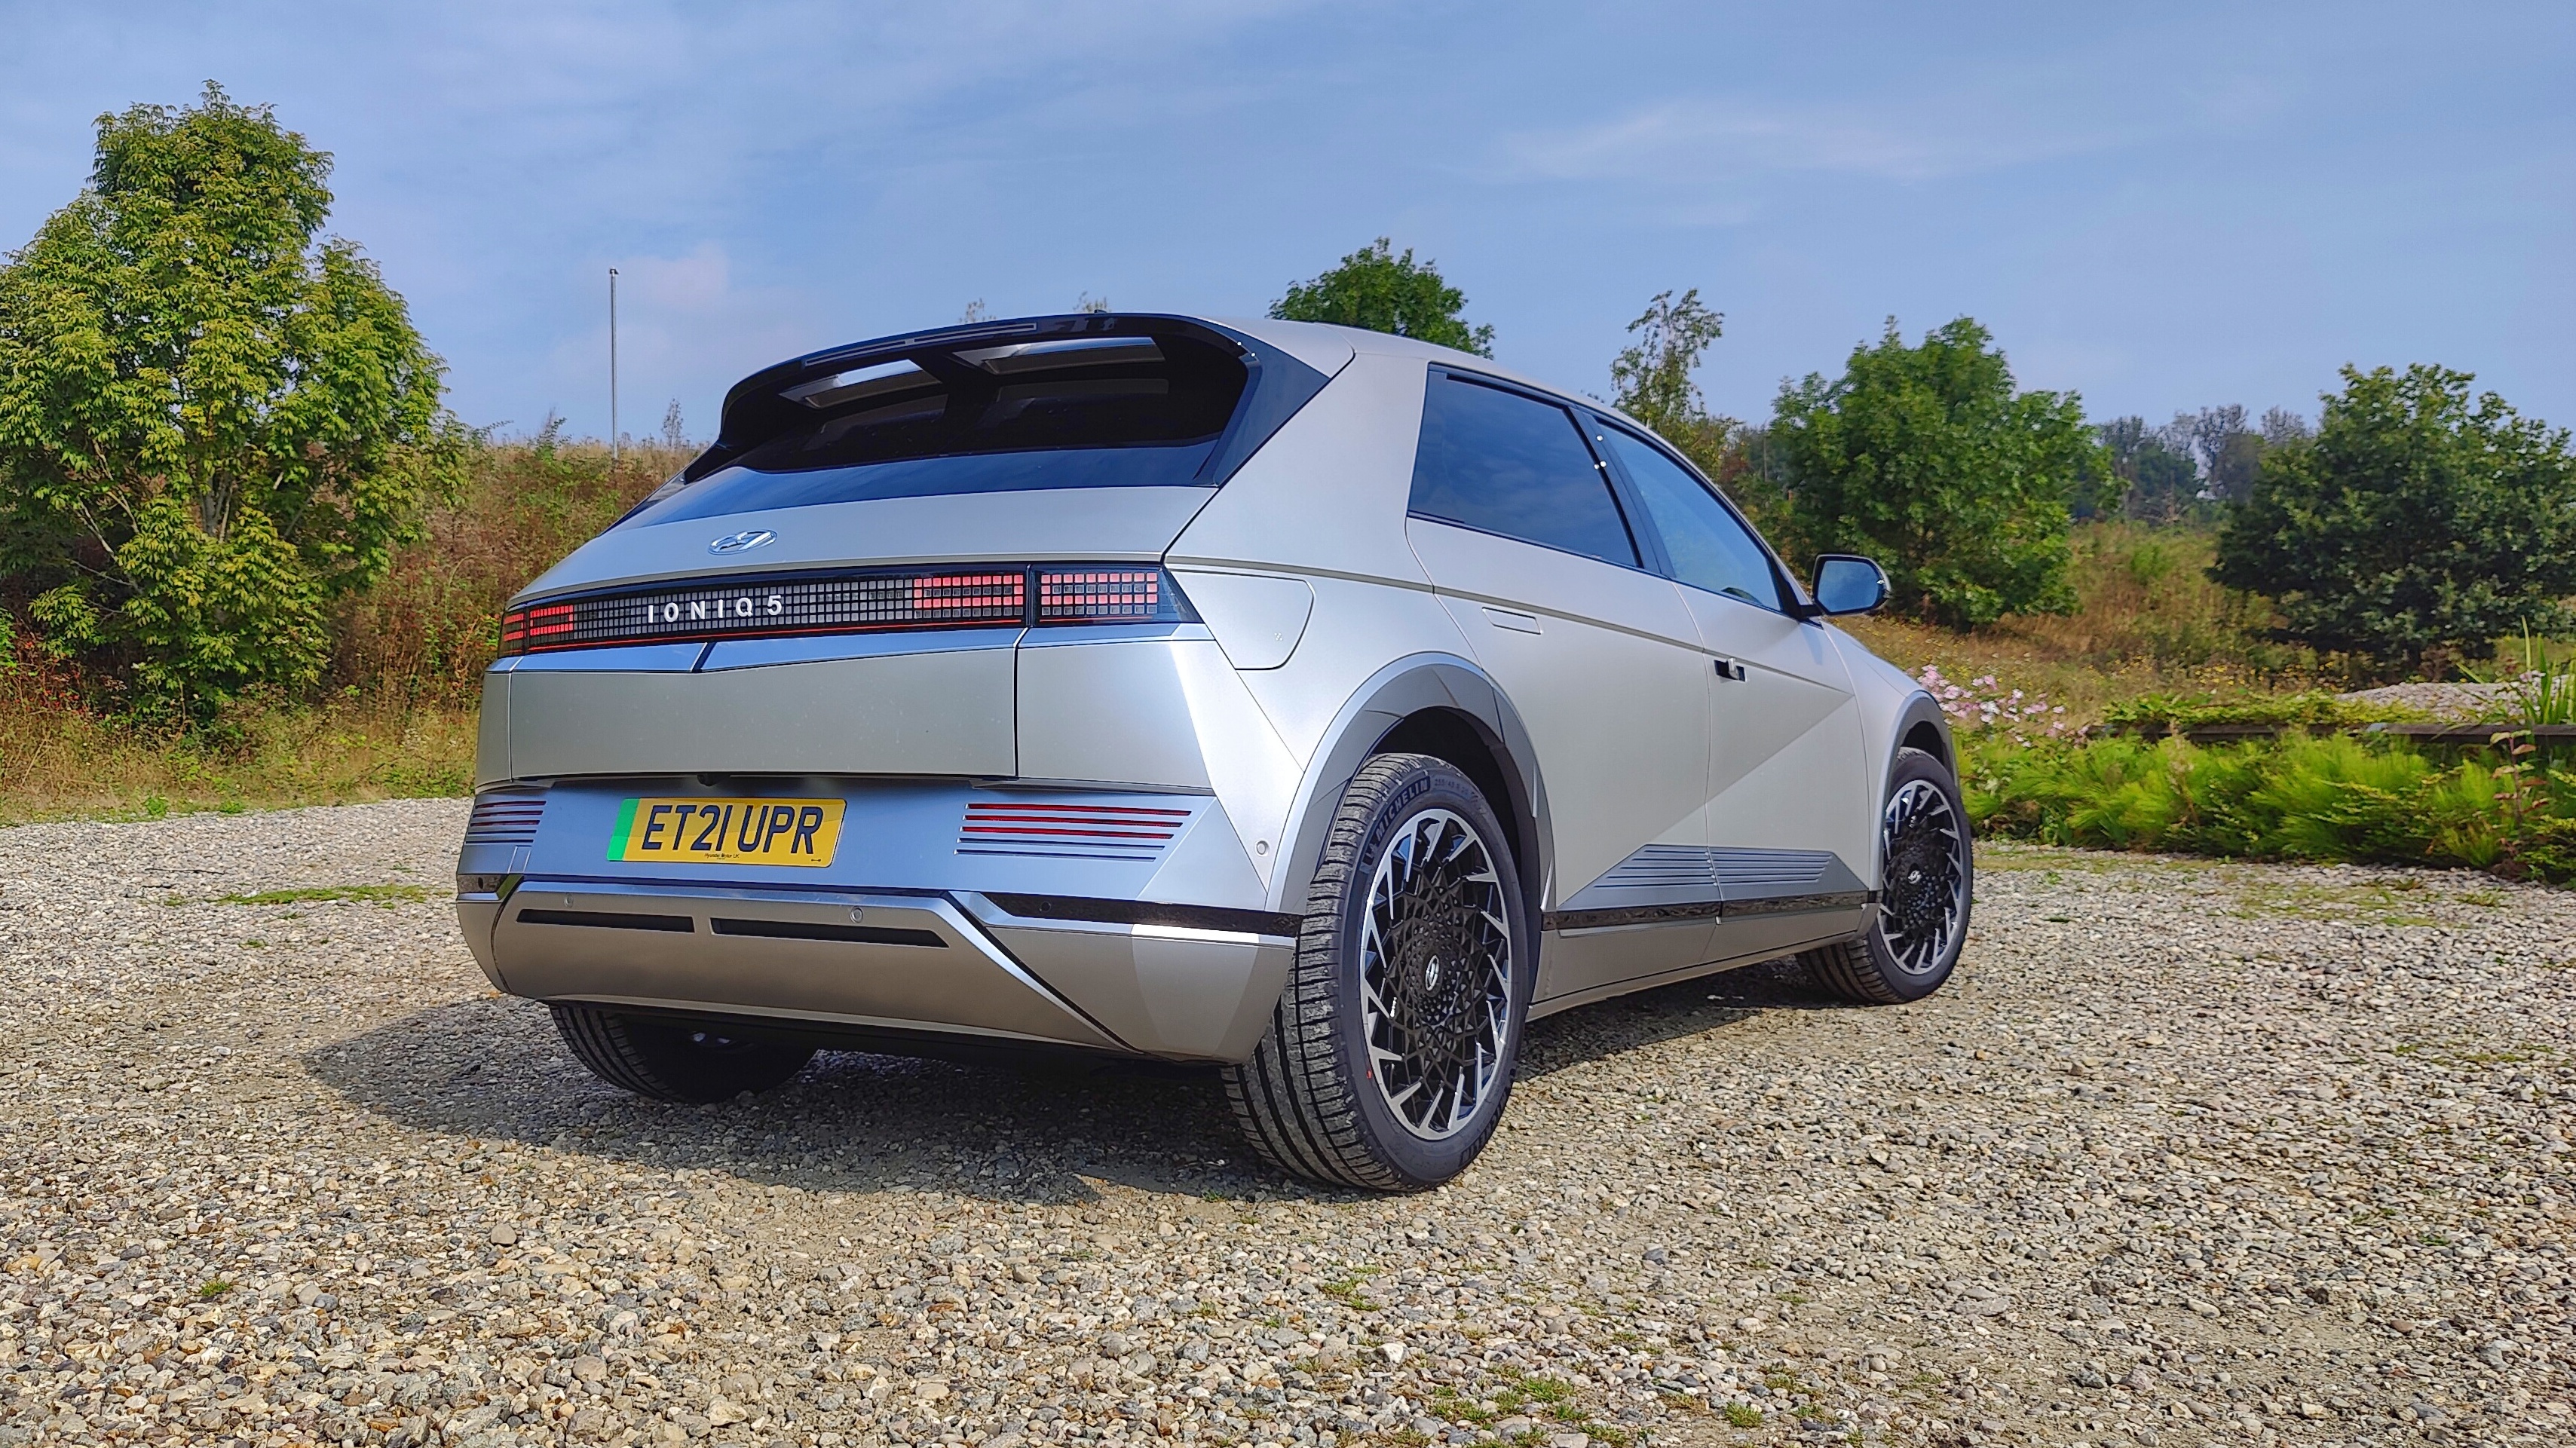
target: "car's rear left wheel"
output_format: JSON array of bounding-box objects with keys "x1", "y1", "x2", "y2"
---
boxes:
[
  {"x1": 1224, "y1": 753, "x2": 1531, "y2": 1191},
  {"x1": 551, "y1": 1003, "x2": 815, "y2": 1104}
]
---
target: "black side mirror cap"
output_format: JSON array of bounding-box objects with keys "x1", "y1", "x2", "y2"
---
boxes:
[{"x1": 1806, "y1": 554, "x2": 1889, "y2": 617}]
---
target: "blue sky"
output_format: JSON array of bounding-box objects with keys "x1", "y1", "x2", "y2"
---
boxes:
[{"x1": 2, "y1": 2, "x2": 2568, "y2": 442}]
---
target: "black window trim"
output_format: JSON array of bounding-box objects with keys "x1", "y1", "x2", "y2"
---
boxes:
[
  {"x1": 1407, "y1": 367, "x2": 1652, "y2": 574},
  {"x1": 1582, "y1": 409, "x2": 1806, "y2": 617}
]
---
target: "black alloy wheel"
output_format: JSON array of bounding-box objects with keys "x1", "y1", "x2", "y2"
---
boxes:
[
  {"x1": 1804, "y1": 745, "x2": 1973, "y2": 1005},
  {"x1": 1224, "y1": 753, "x2": 1533, "y2": 1190}
]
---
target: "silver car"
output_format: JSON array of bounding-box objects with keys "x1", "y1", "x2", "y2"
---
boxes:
[{"x1": 457, "y1": 312, "x2": 1970, "y2": 1189}]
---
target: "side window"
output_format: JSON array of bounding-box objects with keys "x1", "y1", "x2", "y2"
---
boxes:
[
  {"x1": 1409, "y1": 376, "x2": 1639, "y2": 567},
  {"x1": 1594, "y1": 424, "x2": 1784, "y2": 610}
]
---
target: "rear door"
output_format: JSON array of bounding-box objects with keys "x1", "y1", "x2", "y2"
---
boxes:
[
  {"x1": 1401, "y1": 372, "x2": 1717, "y2": 1001},
  {"x1": 1590, "y1": 419, "x2": 1874, "y2": 961}
]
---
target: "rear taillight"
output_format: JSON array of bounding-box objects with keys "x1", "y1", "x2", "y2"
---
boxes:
[
  {"x1": 1037, "y1": 568, "x2": 1165, "y2": 623},
  {"x1": 495, "y1": 565, "x2": 1193, "y2": 656}
]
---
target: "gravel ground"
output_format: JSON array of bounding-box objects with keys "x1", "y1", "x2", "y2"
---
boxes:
[
  {"x1": 2334, "y1": 684, "x2": 2522, "y2": 723},
  {"x1": 4, "y1": 800, "x2": 2574, "y2": 1448}
]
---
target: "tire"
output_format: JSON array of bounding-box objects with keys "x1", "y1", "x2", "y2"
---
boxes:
[
  {"x1": 550, "y1": 1003, "x2": 814, "y2": 1104},
  {"x1": 1805, "y1": 745, "x2": 1973, "y2": 1005},
  {"x1": 1223, "y1": 753, "x2": 1533, "y2": 1191}
]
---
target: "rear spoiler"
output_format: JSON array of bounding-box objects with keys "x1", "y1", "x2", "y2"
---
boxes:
[{"x1": 676, "y1": 312, "x2": 1333, "y2": 488}]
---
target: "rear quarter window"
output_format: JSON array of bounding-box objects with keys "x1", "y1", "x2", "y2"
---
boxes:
[{"x1": 1407, "y1": 374, "x2": 1638, "y2": 567}]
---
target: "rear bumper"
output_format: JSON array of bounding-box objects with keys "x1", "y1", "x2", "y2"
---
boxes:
[{"x1": 456, "y1": 779, "x2": 1296, "y2": 1063}]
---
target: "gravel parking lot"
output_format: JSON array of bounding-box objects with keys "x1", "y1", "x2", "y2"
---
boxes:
[{"x1": 2, "y1": 800, "x2": 2572, "y2": 1448}]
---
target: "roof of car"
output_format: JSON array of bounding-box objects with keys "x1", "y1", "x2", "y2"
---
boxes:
[{"x1": 1203, "y1": 314, "x2": 1610, "y2": 418}]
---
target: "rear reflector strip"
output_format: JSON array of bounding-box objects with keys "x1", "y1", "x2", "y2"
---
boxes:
[
  {"x1": 957, "y1": 801, "x2": 1192, "y2": 861},
  {"x1": 516, "y1": 908, "x2": 695, "y2": 932},
  {"x1": 464, "y1": 791, "x2": 546, "y2": 846},
  {"x1": 710, "y1": 917, "x2": 947, "y2": 949},
  {"x1": 498, "y1": 565, "x2": 1194, "y2": 656}
]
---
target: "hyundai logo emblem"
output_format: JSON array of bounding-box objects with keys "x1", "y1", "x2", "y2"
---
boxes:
[{"x1": 707, "y1": 529, "x2": 776, "y2": 555}]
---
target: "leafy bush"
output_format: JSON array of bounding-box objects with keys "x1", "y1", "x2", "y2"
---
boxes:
[
  {"x1": 1770, "y1": 317, "x2": 2099, "y2": 630},
  {"x1": 2212, "y1": 363, "x2": 2576, "y2": 678},
  {"x1": 0, "y1": 84, "x2": 463, "y2": 721},
  {"x1": 1965, "y1": 731, "x2": 2574, "y2": 883}
]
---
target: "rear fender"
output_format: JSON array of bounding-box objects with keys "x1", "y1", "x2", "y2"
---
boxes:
[{"x1": 1270, "y1": 654, "x2": 1551, "y2": 928}]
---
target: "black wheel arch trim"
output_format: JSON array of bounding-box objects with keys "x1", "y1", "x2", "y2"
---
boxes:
[
  {"x1": 1892, "y1": 690, "x2": 1956, "y2": 772},
  {"x1": 1270, "y1": 653, "x2": 1552, "y2": 933}
]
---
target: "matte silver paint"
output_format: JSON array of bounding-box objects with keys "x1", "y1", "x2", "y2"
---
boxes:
[{"x1": 464, "y1": 313, "x2": 1950, "y2": 1067}]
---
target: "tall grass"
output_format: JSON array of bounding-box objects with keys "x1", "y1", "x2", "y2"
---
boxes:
[
  {"x1": 1839, "y1": 522, "x2": 2314, "y2": 726},
  {"x1": 334, "y1": 438, "x2": 685, "y2": 706}
]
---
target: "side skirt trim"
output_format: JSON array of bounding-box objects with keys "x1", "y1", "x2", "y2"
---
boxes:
[{"x1": 1542, "y1": 889, "x2": 1873, "y2": 934}]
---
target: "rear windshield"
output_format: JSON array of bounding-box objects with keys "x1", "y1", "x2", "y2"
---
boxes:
[{"x1": 640, "y1": 332, "x2": 1247, "y2": 523}]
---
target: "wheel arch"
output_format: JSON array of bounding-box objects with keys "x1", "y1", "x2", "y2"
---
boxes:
[
  {"x1": 1895, "y1": 691, "x2": 1954, "y2": 771},
  {"x1": 1269, "y1": 653, "x2": 1552, "y2": 926},
  {"x1": 1863, "y1": 690, "x2": 1957, "y2": 892}
]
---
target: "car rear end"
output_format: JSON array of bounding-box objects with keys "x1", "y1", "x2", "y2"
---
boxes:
[{"x1": 457, "y1": 314, "x2": 1338, "y2": 1063}]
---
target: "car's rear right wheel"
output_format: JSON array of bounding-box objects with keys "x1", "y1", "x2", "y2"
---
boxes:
[
  {"x1": 550, "y1": 1003, "x2": 814, "y2": 1104},
  {"x1": 1224, "y1": 753, "x2": 1531, "y2": 1191}
]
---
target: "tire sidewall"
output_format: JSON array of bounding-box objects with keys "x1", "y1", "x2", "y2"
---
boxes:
[
  {"x1": 1866, "y1": 747, "x2": 1974, "y2": 1000},
  {"x1": 1325, "y1": 758, "x2": 1533, "y2": 1189}
]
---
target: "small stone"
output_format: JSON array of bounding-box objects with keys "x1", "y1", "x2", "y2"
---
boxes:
[
  {"x1": 706, "y1": 1395, "x2": 749, "y2": 1426},
  {"x1": 912, "y1": 1376, "x2": 950, "y2": 1401},
  {"x1": 1547, "y1": 1435, "x2": 1588, "y2": 1448},
  {"x1": 2299, "y1": 1402, "x2": 2328, "y2": 1420},
  {"x1": 1100, "y1": 1331, "x2": 1132, "y2": 1357},
  {"x1": 571, "y1": 1355, "x2": 608, "y2": 1382},
  {"x1": 1380, "y1": 1339, "x2": 1407, "y2": 1364},
  {"x1": 489, "y1": 1225, "x2": 518, "y2": 1247}
]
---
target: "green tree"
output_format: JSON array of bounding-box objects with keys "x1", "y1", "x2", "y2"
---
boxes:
[
  {"x1": 1270, "y1": 237, "x2": 1493, "y2": 356},
  {"x1": 0, "y1": 84, "x2": 461, "y2": 720},
  {"x1": 1771, "y1": 317, "x2": 2094, "y2": 629},
  {"x1": 2212, "y1": 364, "x2": 2576, "y2": 678},
  {"x1": 1603, "y1": 287, "x2": 1790, "y2": 537}
]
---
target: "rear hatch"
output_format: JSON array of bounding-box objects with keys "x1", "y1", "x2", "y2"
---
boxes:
[{"x1": 486, "y1": 314, "x2": 1334, "y2": 785}]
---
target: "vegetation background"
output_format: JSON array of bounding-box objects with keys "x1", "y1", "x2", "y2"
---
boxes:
[{"x1": 2, "y1": 90, "x2": 2571, "y2": 887}]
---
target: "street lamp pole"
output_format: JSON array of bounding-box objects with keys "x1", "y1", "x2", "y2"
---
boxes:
[{"x1": 608, "y1": 267, "x2": 620, "y2": 464}]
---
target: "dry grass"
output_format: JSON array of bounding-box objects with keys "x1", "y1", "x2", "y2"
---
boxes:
[
  {"x1": 0, "y1": 499, "x2": 2332, "y2": 818},
  {"x1": 0, "y1": 694, "x2": 476, "y2": 825},
  {"x1": 333, "y1": 439, "x2": 685, "y2": 706},
  {"x1": 1838, "y1": 521, "x2": 2315, "y2": 724}
]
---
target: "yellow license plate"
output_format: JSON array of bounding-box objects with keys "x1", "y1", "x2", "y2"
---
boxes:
[{"x1": 608, "y1": 797, "x2": 845, "y2": 867}]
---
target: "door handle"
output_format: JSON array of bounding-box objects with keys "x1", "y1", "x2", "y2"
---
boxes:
[{"x1": 1713, "y1": 658, "x2": 1747, "y2": 681}]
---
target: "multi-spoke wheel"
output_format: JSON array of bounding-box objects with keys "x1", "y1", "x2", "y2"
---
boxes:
[
  {"x1": 1224, "y1": 753, "x2": 1531, "y2": 1190},
  {"x1": 1358, "y1": 808, "x2": 1515, "y2": 1140},
  {"x1": 1805, "y1": 745, "x2": 1974, "y2": 1004}
]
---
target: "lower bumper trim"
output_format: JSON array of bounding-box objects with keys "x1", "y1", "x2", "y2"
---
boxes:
[
  {"x1": 985, "y1": 892, "x2": 1300, "y2": 939},
  {"x1": 519, "y1": 908, "x2": 695, "y2": 933},
  {"x1": 711, "y1": 917, "x2": 945, "y2": 948}
]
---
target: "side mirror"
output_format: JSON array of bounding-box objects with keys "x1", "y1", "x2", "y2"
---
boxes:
[{"x1": 1809, "y1": 555, "x2": 1889, "y2": 617}]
